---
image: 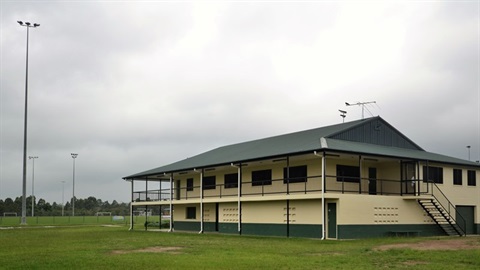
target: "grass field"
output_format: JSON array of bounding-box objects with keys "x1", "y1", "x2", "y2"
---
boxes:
[
  {"x1": 0, "y1": 225, "x2": 479, "y2": 269},
  {"x1": 0, "y1": 215, "x2": 167, "y2": 228}
]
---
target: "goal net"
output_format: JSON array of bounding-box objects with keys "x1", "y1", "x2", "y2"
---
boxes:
[
  {"x1": 3, "y1": 212, "x2": 17, "y2": 217},
  {"x1": 133, "y1": 209, "x2": 152, "y2": 216},
  {"x1": 95, "y1": 212, "x2": 112, "y2": 216}
]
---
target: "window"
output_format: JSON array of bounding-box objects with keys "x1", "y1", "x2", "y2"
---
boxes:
[
  {"x1": 336, "y1": 165, "x2": 360, "y2": 183},
  {"x1": 186, "y1": 178, "x2": 194, "y2": 191},
  {"x1": 468, "y1": 170, "x2": 476, "y2": 186},
  {"x1": 224, "y1": 173, "x2": 238, "y2": 188},
  {"x1": 252, "y1": 170, "x2": 272, "y2": 186},
  {"x1": 422, "y1": 166, "x2": 443, "y2": 184},
  {"x1": 283, "y1": 165, "x2": 307, "y2": 184},
  {"x1": 186, "y1": 207, "x2": 196, "y2": 219},
  {"x1": 202, "y1": 176, "x2": 216, "y2": 190},
  {"x1": 453, "y1": 169, "x2": 462, "y2": 185}
]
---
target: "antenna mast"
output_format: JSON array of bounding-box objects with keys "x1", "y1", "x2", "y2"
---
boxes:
[
  {"x1": 338, "y1": 110, "x2": 347, "y2": 123},
  {"x1": 345, "y1": 101, "x2": 376, "y2": 119}
]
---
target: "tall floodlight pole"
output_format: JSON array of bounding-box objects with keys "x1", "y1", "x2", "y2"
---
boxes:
[
  {"x1": 71, "y1": 153, "x2": 78, "y2": 216},
  {"x1": 18, "y1": 20, "x2": 40, "y2": 225},
  {"x1": 345, "y1": 101, "x2": 376, "y2": 119},
  {"x1": 29, "y1": 156, "x2": 38, "y2": 216},
  {"x1": 467, "y1": 146, "x2": 471, "y2": 161},
  {"x1": 61, "y1": 181, "x2": 66, "y2": 216}
]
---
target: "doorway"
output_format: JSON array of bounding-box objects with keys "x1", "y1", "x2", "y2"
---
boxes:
[
  {"x1": 327, "y1": 203, "x2": 337, "y2": 239},
  {"x1": 175, "y1": 180, "x2": 181, "y2": 200},
  {"x1": 456, "y1": 206, "x2": 475, "y2": 234},
  {"x1": 368, "y1": 167, "x2": 377, "y2": 195},
  {"x1": 401, "y1": 162, "x2": 416, "y2": 195}
]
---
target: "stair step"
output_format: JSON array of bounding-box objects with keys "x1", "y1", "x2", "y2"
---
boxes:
[{"x1": 418, "y1": 198, "x2": 463, "y2": 237}]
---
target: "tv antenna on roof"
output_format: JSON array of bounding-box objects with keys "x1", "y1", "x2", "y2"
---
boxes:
[
  {"x1": 345, "y1": 101, "x2": 376, "y2": 119},
  {"x1": 339, "y1": 110, "x2": 347, "y2": 123}
]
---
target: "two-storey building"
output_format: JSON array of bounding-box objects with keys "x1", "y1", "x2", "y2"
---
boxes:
[{"x1": 123, "y1": 117, "x2": 480, "y2": 239}]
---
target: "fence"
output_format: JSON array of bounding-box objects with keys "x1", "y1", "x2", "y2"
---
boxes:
[{"x1": 0, "y1": 216, "x2": 128, "y2": 226}]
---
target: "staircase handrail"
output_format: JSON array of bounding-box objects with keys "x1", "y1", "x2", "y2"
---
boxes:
[{"x1": 428, "y1": 181, "x2": 466, "y2": 236}]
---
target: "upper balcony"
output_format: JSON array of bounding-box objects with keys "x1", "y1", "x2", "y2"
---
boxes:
[{"x1": 132, "y1": 175, "x2": 430, "y2": 203}]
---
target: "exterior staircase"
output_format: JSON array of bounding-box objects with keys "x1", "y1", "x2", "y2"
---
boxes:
[{"x1": 418, "y1": 198, "x2": 464, "y2": 236}]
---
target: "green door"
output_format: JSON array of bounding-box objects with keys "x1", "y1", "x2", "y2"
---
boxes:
[
  {"x1": 456, "y1": 206, "x2": 475, "y2": 234},
  {"x1": 327, "y1": 203, "x2": 337, "y2": 239}
]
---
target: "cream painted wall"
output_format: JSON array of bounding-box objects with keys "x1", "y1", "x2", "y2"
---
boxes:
[
  {"x1": 219, "y1": 202, "x2": 239, "y2": 223},
  {"x1": 241, "y1": 201, "x2": 287, "y2": 224},
  {"x1": 324, "y1": 159, "x2": 401, "y2": 194},
  {"x1": 240, "y1": 200, "x2": 323, "y2": 224},
  {"x1": 335, "y1": 194, "x2": 433, "y2": 225},
  {"x1": 419, "y1": 163, "x2": 480, "y2": 223},
  {"x1": 289, "y1": 200, "x2": 323, "y2": 224},
  {"x1": 173, "y1": 204, "x2": 199, "y2": 222}
]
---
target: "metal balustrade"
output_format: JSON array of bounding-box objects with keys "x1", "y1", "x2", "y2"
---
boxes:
[{"x1": 132, "y1": 175, "x2": 432, "y2": 201}]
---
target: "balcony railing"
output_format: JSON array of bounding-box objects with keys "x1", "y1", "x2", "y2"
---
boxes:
[{"x1": 133, "y1": 176, "x2": 430, "y2": 202}]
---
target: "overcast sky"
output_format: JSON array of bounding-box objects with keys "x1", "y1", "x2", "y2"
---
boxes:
[{"x1": 1, "y1": 1, "x2": 479, "y2": 204}]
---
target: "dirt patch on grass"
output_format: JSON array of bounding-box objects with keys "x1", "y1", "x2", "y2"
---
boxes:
[
  {"x1": 111, "y1": 246, "x2": 183, "y2": 255},
  {"x1": 402, "y1": 260, "x2": 429, "y2": 266},
  {"x1": 375, "y1": 237, "x2": 480, "y2": 251},
  {"x1": 306, "y1": 252, "x2": 345, "y2": 256}
]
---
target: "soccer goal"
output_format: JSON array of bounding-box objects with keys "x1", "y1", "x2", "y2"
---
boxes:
[
  {"x1": 133, "y1": 209, "x2": 152, "y2": 216},
  {"x1": 3, "y1": 212, "x2": 17, "y2": 217},
  {"x1": 95, "y1": 212, "x2": 112, "y2": 216}
]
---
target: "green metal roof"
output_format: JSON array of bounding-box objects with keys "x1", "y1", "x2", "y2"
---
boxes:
[
  {"x1": 124, "y1": 117, "x2": 479, "y2": 179},
  {"x1": 325, "y1": 138, "x2": 479, "y2": 166}
]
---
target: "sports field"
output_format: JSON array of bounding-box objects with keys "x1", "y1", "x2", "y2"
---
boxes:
[{"x1": 0, "y1": 225, "x2": 479, "y2": 269}]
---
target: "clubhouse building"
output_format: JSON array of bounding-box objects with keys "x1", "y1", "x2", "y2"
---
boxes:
[{"x1": 123, "y1": 117, "x2": 480, "y2": 239}]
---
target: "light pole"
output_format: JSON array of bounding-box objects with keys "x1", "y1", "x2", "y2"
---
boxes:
[
  {"x1": 61, "y1": 181, "x2": 66, "y2": 216},
  {"x1": 71, "y1": 153, "x2": 78, "y2": 216},
  {"x1": 18, "y1": 20, "x2": 40, "y2": 225},
  {"x1": 28, "y1": 156, "x2": 38, "y2": 216}
]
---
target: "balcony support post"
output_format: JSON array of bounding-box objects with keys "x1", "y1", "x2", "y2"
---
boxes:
[
  {"x1": 169, "y1": 173, "x2": 174, "y2": 232},
  {"x1": 129, "y1": 179, "x2": 134, "y2": 231}
]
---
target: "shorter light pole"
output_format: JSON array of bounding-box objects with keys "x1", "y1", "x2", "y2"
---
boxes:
[
  {"x1": 61, "y1": 181, "x2": 66, "y2": 216},
  {"x1": 71, "y1": 153, "x2": 78, "y2": 216},
  {"x1": 28, "y1": 156, "x2": 38, "y2": 216}
]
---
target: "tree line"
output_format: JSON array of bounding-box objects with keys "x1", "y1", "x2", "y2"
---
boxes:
[{"x1": 0, "y1": 196, "x2": 130, "y2": 216}]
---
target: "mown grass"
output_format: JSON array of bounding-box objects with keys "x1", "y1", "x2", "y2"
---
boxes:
[
  {"x1": 0, "y1": 215, "x2": 164, "y2": 228},
  {"x1": 0, "y1": 225, "x2": 479, "y2": 269}
]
